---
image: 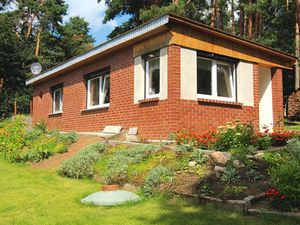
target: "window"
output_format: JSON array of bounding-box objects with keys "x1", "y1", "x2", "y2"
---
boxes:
[
  {"x1": 145, "y1": 54, "x2": 160, "y2": 98},
  {"x1": 197, "y1": 57, "x2": 235, "y2": 101},
  {"x1": 52, "y1": 87, "x2": 63, "y2": 114},
  {"x1": 87, "y1": 74, "x2": 110, "y2": 109}
]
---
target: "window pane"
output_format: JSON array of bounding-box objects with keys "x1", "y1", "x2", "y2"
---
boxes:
[
  {"x1": 90, "y1": 78, "x2": 99, "y2": 106},
  {"x1": 101, "y1": 75, "x2": 110, "y2": 104},
  {"x1": 149, "y1": 58, "x2": 160, "y2": 95},
  {"x1": 197, "y1": 58, "x2": 212, "y2": 95},
  {"x1": 54, "y1": 89, "x2": 61, "y2": 112},
  {"x1": 217, "y1": 64, "x2": 233, "y2": 98}
]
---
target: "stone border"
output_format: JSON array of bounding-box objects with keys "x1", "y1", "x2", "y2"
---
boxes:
[
  {"x1": 247, "y1": 208, "x2": 300, "y2": 219},
  {"x1": 174, "y1": 191, "x2": 265, "y2": 213}
]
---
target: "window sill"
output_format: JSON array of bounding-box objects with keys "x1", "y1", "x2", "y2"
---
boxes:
[
  {"x1": 197, "y1": 98, "x2": 243, "y2": 107},
  {"x1": 138, "y1": 97, "x2": 159, "y2": 104},
  {"x1": 81, "y1": 105, "x2": 109, "y2": 113},
  {"x1": 48, "y1": 112, "x2": 63, "y2": 117}
]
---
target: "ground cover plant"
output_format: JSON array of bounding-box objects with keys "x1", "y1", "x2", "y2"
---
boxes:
[
  {"x1": 0, "y1": 157, "x2": 298, "y2": 225},
  {"x1": 0, "y1": 116, "x2": 78, "y2": 163}
]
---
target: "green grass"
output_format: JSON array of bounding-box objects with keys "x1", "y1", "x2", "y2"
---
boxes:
[
  {"x1": 0, "y1": 158, "x2": 298, "y2": 225},
  {"x1": 285, "y1": 120, "x2": 300, "y2": 132}
]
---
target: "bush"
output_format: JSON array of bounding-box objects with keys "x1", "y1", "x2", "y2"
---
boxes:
[
  {"x1": 269, "y1": 131, "x2": 300, "y2": 146},
  {"x1": 58, "y1": 143, "x2": 106, "y2": 179},
  {"x1": 268, "y1": 138, "x2": 300, "y2": 207},
  {"x1": 286, "y1": 138, "x2": 300, "y2": 162},
  {"x1": 0, "y1": 116, "x2": 79, "y2": 163},
  {"x1": 255, "y1": 135, "x2": 272, "y2": 150},
  {"x1": 143, "y1": 166, "x2": 174, "y2": 197},
  {"x1": 57, "y1": 132, "x2": 78, "y2": 145},
  {"x1": 213, "y1": 121, "x2": 254, "y2": 151},
  {"x1": 269, "y1": 163, "x2": 300, "y2": 207},
  {"x1": 103, "y1": 145, "x2": 159, "y2": 184}
]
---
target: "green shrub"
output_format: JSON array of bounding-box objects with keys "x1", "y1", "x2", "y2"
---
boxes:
[
  {"x1": 34, "y1": 120, "x2": 47, "y2": 133},
  {"x1": 58, "y1": 143, "x2": 106, "y2": 179},
  {"x1": 286, "y1": 138, "x2": 300, "y2": 163},
  {"x1": 103, "y1": 145, "x2": 159, "y2": 184},
  {"x1": 256, "y1": 135, "x2": 272, "y2": 150},
  {"x1": 190, "y1": 150, "x2": 209, "y2": 164},
  {"x1": 213, "y1": 121, "x2": 255, "y2": 151},
  {"x1": 268, "y1": 138, "x2": 300, "y2": 206},
  {"x1": 143, "y1": 166, "x2": 174, "y2": 197},
  {"x1": 223, "y1": 185, "x2": 247, "y2": 198},
  {"x1": 0, "y1": 116, "x2": 27, "y2": 162},
  {"x1": 57, "y1": 132, "x2": 78, "y2": 145},
  {"x1": 269, "y1": 163, "x2": 300, "y2": 207},
  {"x1": 220, "y1": 165, "x2": 241, "y2": 184}
]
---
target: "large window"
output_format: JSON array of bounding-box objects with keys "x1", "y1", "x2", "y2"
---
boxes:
[
  {"x1": 197, "y1": 57, "x2": 235, "y2": 101},
  {"x1": 52, "y1": 87, "x2": 63, "y2": 114},
  {"x1": 145, "y1": 54, "x2": 160, "y2": 98},
  {"x1": 87, "y1": 74, "x2": 110, "y2": 109}
]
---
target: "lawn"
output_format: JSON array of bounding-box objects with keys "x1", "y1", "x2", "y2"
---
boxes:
[
  {"x1": 285, "y1": 120, "x2": 300, "y2": 132},
  {"x1": 0, "y1": 159, "x2": 298, "y2": 225}
]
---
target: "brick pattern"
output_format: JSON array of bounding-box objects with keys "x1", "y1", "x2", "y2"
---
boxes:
[
  {"x1": 271, "y1": 68, "x2": 284, "y2": 130},
  {"x1": 288, "y1": 89, "x2": 300, "y2": 120},
  {"x1": 32, "y1": 45, "x2": 284, "y2": 139}
]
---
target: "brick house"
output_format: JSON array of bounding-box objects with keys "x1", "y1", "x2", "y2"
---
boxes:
[{"x1": 26, "y1": 14, "x2": 296, "y2": 140}]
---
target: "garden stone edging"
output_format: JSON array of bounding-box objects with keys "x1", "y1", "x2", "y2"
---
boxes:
[{"x1": 174, "y1": 191, "x2": 266, "y2": 213}]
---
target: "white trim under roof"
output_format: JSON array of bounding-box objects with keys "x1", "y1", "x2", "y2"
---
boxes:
[{"x1": 26, "y1": 15, "x2": 170, "y2": 85}]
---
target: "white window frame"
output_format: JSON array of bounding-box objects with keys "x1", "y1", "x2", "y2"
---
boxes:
[
  {"x1": 197, "y1": 57, "x2": 236, "y2": 102},
  {"x1": 52, "y1": 88, "x2": 63, "y2": 114},
  {"x1": 87, "y1": 74, "x2": 110, "y2": 110},
  {"x1": 145, "y1": 57, "x2": 160, "y2": 99}
]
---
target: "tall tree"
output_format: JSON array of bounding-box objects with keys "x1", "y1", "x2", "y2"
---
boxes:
[{"x1": 0, "y1": 0, "x2": 94, "y2": 117}]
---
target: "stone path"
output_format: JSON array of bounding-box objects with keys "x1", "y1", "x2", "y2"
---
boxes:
[{"x1": 32, "y1": 135, "x2": 104, "y2": 170}]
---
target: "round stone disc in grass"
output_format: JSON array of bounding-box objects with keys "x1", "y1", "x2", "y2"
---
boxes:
[{"x1": 81, "y1": 190, "x2": 140, "y2": 206}]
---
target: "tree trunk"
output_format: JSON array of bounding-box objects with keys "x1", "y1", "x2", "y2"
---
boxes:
[
  {"x1": 231, "y1": 0, "x2": 235, "y2": 34},
  {"x1": 211, "y1": 0, "x2": 217, "y2": 28},
  {"x1": 217, "y1": 1, "x2": 223, "y2": 29},
  {"x1": 35, "y1": 31, "x2": 41, "y2": 58},
  {"x1": 258, "y1": 13, "x2": 263, "y2": 38},
  {"x1": 247, "y1": 0, "x2": 253, "y2": 39},
  {"x1": 254, "y1": 12, "x2": 259, "y2": 38},
  {"x1": 240, "y1": 6, "x2": 245, "y2": 36}
]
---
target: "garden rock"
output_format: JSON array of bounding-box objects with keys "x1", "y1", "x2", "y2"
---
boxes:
[
  {"x1": 214, "y1": 166, "x2": 226, "y2": 173},
  {"x1": 254, "y1": 153, "x2": 264, "y2": 160},
  {"x1": 211, "y1": 151, "x2": 231, "y2": 166},
  {"x1": 188, "y1": 161, "x2": 197, "y2": 167},
  {"x1": 233, "y1": 160, "x2": 245, "y2": 169}
]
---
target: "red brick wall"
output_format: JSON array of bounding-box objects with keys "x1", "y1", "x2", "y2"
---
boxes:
[
  {"x1": 32, "y1": 45, "x2": 284, "y2": 139},
  {"x1": 271, "y1": 68, "x2": 284, "y2": 130}
]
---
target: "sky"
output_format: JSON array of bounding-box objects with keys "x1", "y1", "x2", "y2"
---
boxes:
[{"x1": 64, "y1": 0, "x2": 129, "y2": 45}]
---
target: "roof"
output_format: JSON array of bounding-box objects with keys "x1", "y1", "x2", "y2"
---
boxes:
[{"x1": 26, "y1": 14, "x2": 297, "y2": 85}]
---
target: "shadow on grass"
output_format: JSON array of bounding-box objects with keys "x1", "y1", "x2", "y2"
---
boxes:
[{"x1": 135, "y1": 197, "x2": 297, "y2": 225}]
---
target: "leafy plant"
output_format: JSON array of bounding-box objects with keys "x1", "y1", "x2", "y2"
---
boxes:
[
  {"x1": 255, "y1": 135, "x2": 272, "y2": 150},
  {"x1": 286, "y1": 138, "x2": 300, "y2": 163},
  {"x1": 213, "y1": 121, "x2": 255, "y2": 151},
  {"x1": 223, "y1": 185, "x2": 247, "y2": 198},
  {"x1": 190, "y1": 150, "x2": 209, "y2": 164},
  {"x1": 200, "y1": 184, "x2": 214, "y2": 197},
  {"x1": 265, "y1": 188, "x2": 290, "y2": 211},
  {"x1": 58, "y1": 143, "x2": 106, "y2": 179},
  {"x1": 57, "y1": 132, "x2": 78, "y2": 145},
  {"x1": 34, "y1": 120, "x2": 47, "y2": 134},
  {"x1": 143, "y1": 166, "x2": 174, "y2": 197},
  {"x1": 103, "y1": 145, "x2": 160, "y2": 184},
  {"x1": 220, "y1": 166, "x2": 241, "y2": 184},
  {"x1": 247, "y1": 169, "x2": 263, "y2": 182}
]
